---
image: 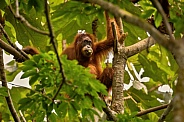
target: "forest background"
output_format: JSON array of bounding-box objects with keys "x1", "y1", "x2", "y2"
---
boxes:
[{"x1": 0, "y1": 0, "x2": 184, "y2": 122}]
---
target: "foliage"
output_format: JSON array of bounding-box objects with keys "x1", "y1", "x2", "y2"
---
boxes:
[
  {"x1": 17, "y1": 52, "x2": 107, "y2": 121},
  {"x1": 0, "y1": 0, "x2": 183, "y2": 121},
  {"x1": 117, "y1": 112, "x2": 152, "y2": 122}
]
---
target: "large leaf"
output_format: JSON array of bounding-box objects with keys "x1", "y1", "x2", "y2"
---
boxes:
[
  {"x1": 4, "y1": 7, "x2": 48, "y2": 49},
  {"x1": 124, "y1": 22, "x2": 147, "y2": 46},
  {"x1": 10, "y1": 87, "x2": 30, "y2": 110}
]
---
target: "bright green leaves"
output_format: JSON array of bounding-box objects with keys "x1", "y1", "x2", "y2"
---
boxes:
[
  {"x1": 56, "y1": 55, "x2": 107, "y2": 121},
  {"x1": 117, "y1": 111, "x2": 151, "y2": 122},
  {"x1": 138, "y1": 44, "x2": 178, "y2": 84},
  {"x1": 139, "y1": 0, "x2": 162, "y2": 28},
  {"x1": 154, "y1": 12, "x2": 162, "y2": 28},
  {"x1": 139, "y1": 1, "x2": 156, "y2": 18},
  {"x1": 4, "y1": 0, "x2": 48, "y2": 48},
  {"x1": 21, "y1": 68, "x2": 37, "y2": 79},
  {"x1": 61, "y1": 55, "x2": 107, "y2": 97},
  {"x1": 51, "y1": 1, "x2": 102, "y2": 44},
  {"x1": 19, "y1": 52, "x2": 107, "y2": 121},
  {"x1": 21, "y1": 52, "x2": 59, "y2": 87},
  {"x1": 169, "y1": 1, "x2": 184, "y2": 37},
  {"x1": 140, "y1": 0, "x2": 184, "y2": 37}
]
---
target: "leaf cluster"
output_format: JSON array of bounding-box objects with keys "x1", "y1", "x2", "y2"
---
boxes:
[{"x1": 18, "y1": 52, "x2": 107, "y2": 121}]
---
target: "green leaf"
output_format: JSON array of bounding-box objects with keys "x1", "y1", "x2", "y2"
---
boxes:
[
  {"x1": 48, "y1": 113, "x2": 57, "y2": 122},
  {"x1": 81, "y1": 108, "x2": 100, "y2": 121},
  {"x1": 8, "y1": 88, "x2": 25, "y2": 111},
  {"x1": 88, "y1": 109, "x2": 95, "y2": 122},
  {"x1": 21, "y1": 68, "x2": 37, "y2": 79},
  {"x1": 28, "y1": 0, "x2": 44, "y2": 12},
  {"x1": 36, "y1": 111, "x2": 45, "y2": 122},
  {"x1": 141, "y1": 9, "x2": 155, "y2": 19},
  {"x1": 81, "y1": 96, "x2": 93, "y2": 109},
  {"x1": 0, "y1": 0, "x2": 7, "y2": 9},
  {"x1": 18, "y1": 98, "x2": 32, "y2": 104},
  {"x1": 29, "y1": 74, "x2": 39, "y2": 85},
  {"x1": 71, "y1": 101, "x2": 80, "y2": 111},
  {"x1": 148, "y1": 112, "x2": 159, "y2": 121},
  {"x1": 5, "y1": 8, "x2": 48, "y2": 48},
  {"x1": 4, "y1": 21, "x2": 16, "y2": 41},
  {"x1": 58, "y1": 102, "x2": 68, "y2": 118},
  {"x1": 93, "y1": 98, "x2": 105, "y2": 112},
  {"x1": 154, "y1": 11, "x2": 162, "y2": 28},
  {"x1": 22, "y1": 60, "x2": 37, "y2": 71},
  {"x1": 18, "y1": 98, "x2": 35, "y2": 110},
  {"x1": 5, "y1": 68, "x2": 21, "y2": 82},
  {"x1": 0, "y1": 87, "x2": 8, "y2": 97},
  {"x1": 68, "y1": 103, "x2": 78, "y2": 120}
]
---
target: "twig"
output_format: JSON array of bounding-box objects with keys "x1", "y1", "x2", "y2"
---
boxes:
[
  {"x1": 136, "y1": 104, "x2": 168, "y2": 117},
  {"x1": 0, "y1": 24, "x2": 29, "y2": 60},
  {"x1": 8, "y1": 0, "x2": 49, "y2": 36},
  {"x1": 44, "y1": 0, "x2": 66, "y2": 101},
  {"x1": 0, "y1": 39, "x2": 26, "y2": 61},
  {"x1": 19, "y1": 110, "x2": 26, "y2": 122},
  {"x1": 149, "y1": 84, "x2": 162, "y2": 92},
  {"x1": 158, "y1": 98, "x2": 174, "y2": 122},
  {"x1": 151, "y1": 0, "x2": 175, "y2": 42},
  {"x1": 0, "y1": 48, "x2": 21, "y2": 122}
]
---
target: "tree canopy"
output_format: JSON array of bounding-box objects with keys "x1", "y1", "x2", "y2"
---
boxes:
[{"x1": 0, "y1": 0, "x2": 184, "y2": 121}]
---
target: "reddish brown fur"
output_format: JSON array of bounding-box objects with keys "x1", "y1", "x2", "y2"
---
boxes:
[
  {"x1": 62, "y1": 12, "x2": 116, "y2": 92},
  {"x1": 22, "y1": 12, "x2": 118, "y2": 92},
  {"x1": 62, "y1": 33, "x2": 114, "y2": 80},
  {"x1": 23, "y1": 46, "x2": 39, "y2": 55}
]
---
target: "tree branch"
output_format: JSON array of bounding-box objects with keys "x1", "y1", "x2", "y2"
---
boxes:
[
  {"x1": 151, "y1": 0, "x2": 175, "y2": 41},
  {"x1": 136, "y1": 104, "x2": 168, "y2": 117},
  {"x1": 111, "y1": 21, "x2": 126, "y2": 114},
  {"x1": 0, "y1": 48, "x2": 21, "y2": 122},
  {"x1": 103, "y1": 105, "x2": 117, "y2": 121},
  {"x1": 80, "y1": 0, "x2": 184, "y2": 121},
  {"x1": 18, "y1": 110, "x2": 26, "y2": 122},
  {"x1": 125, "y1": 37, "x2": 156, "y2": 57},
  {"x1": 44, "y1": 0, "x2": 66, "y2": 101},
  {"x1": 81, "y1": 0, "x2": 179, "y2": 52},
  {"x1": 158, "y1": 98, "x2": 174, "y2": 122},
  {"x1": 0, "y1": 39, "x2": 26, "y2": 61},
  {"x1": 8, "y1": 0, "x2": 49, "y2": 36},
  {"x1": 0, "y1": 23, "x2": 29, "y2": 60}
]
